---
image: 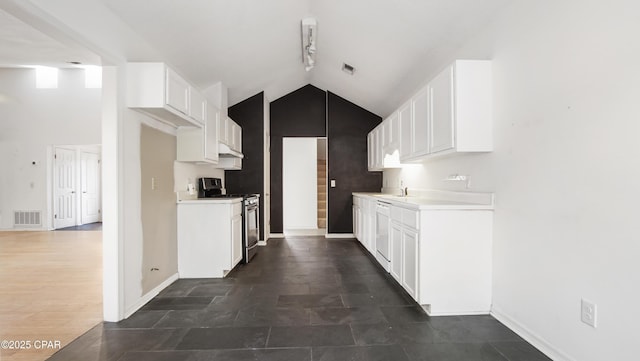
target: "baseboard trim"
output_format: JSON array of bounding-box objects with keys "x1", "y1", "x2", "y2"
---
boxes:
[
  {"x1": 268, "y1": 233, "x2": 285, "y2": 238},
  {"x1": 258, "y1": 239, "x2": 268, "y2": 246},
  {"x1": 325, "y1": 233, "x2": 355, "y2": 239},
  {"x1": 491, "y1": 306, "x2": 574, "y2": 361},
  {"x1": 125, "y1": 273, "x2": 179, "y2": 319},
  {"x1": 1, "y1": 228, "x2": 48, "y2": 232},
  {"x1": 284, "y1": 229, "x2": 326, "y2": 236}
]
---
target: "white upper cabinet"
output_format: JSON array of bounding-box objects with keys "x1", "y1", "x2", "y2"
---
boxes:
[
  {"x1": 165, "y1": 67, "x2": 190, "y2": 116},
  {"x1": 409, "y1": 86, "x2": 430, "y2": 159},
  {"x1": 219, "y1": 115, "x2": 229, "y2": 145},
  {"x1": 382, "y1": 111, "x2": 399, "y2": 152},
  {"x1": 429, "y1": 65, "x2": 455, "y2": 153},
  {"x1": 367, "y1": 132, "x2": 375, "y2": 171},
  {"x1": 216, "y1": 116, "x2": 243, "y2": 170},
  {"x1": 176, "y1": 103, "x2": 219, "y2": 164},
  {"x1": 204, "y1": 104, "x2": 220, "y2": 163},
  {"x1": 450, "y1": 60, "x2": 493, "y2": 153},
  {"x1": 368, "y1": 110, "x2": 402, "y2": 171},
  {"x1": 218, "y1": 116, "x2": 242, "y2": 153},
  {"x1": 127, "y1": 62, "x2": 203, "y2": 128},
  {"x1": 398, "y1": 100, "x2": 413, "y2": 159},
  {"x1": 231, "y1": 121, "x2": 242, "y2": 153},
  {"x1": 188, "y1": 88, "x2": 206, "y2": 124},
  {"x1": 397, "y1": 59, "x2": 492, "y2": 163}
]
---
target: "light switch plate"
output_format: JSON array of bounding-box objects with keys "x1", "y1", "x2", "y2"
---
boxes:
[{"x1": 330, "y1": 179, "x2": 336, "y2": 188}]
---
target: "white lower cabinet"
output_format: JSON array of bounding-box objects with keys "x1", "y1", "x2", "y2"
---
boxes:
[
  {"x1": 401, "y1": 229, "x2": 419, "y2": 299},
  {"x1": 365, "y1": 199, "x2": 376, "y2": 254},
  {"x1": 231, "y1": 213, "x2": 243, "y2": 266},
  {"x1": 390, "y1": 223, "x2": 402, "y2": 282},
  {"x1": 390, "y1": 206, "x2": 419, "y2": 300},
  {"x1": 353, "y1": 195, "x2": 377, "y2": 255},
  {"x1": 417, "y1": 210, "x2": 492, "y2": 315},
  {"x1": 177, "y1": 200, "x2": 243, "y2": 278},
  {"x1": 353, "y1": 193, "x2": 493, "y2": 316}
]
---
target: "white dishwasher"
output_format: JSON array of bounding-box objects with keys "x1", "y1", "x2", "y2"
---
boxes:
[{"x1": 375, "y1": 201, "x2": 391, "y2": 272}]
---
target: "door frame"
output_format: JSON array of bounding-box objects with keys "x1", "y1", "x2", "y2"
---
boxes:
[
  {"x1": 281, "y1": 137, "x2": 327, "y2": 236},
  {"x1": 49, "y1": 144, "x2": 102, "y2": 230}
]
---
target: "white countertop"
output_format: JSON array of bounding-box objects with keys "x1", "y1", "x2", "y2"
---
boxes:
[
  {"x1": 353, "y1": 191, "x2": 494, "y2": 210},
  {"x1": 177, "y1": 198, "x2": 242, "y2": 205}
]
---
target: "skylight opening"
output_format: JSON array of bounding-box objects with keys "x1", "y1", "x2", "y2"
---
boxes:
[
  {"x1": 83, "y1": 65, "x2": 102, "y2": 89},
  {"x1": 35, "y1": 66, "x2": 59, "y2": 89}
]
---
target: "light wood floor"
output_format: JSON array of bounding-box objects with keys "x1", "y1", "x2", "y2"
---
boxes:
[{"x1": 0, "y1": 230, "x2": 102, "y2": 361}]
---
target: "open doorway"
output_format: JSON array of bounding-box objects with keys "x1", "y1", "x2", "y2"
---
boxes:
[
  {"x1": 0, "y1": 8, "x2": 104, "y2": 358},
  {"x1": 282, "y1": 137, "x2": 327, "y2": 236}
]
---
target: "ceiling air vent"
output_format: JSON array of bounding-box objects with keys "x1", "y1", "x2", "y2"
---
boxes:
[{"x1": 342, "y1": 63, "x2": 355, "y2": 75}]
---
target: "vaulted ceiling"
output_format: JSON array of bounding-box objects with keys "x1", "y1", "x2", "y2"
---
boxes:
[{"x1": 0, "y1": 0, "x2": 512, "y2": 116}]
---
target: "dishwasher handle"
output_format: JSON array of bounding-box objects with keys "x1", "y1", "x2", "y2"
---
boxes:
[{"x1": 376, "y1": 201, "x2": 391, "y2": 214}]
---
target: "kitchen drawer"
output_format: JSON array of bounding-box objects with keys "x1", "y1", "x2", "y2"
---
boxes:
[{"x1": 402, "y1": 208, "x2": 418, "y2": 229}]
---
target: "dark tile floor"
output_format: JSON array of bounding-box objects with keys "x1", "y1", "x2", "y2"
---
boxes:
[{"x1": 48, "y1": 237, "x2": 551, "y2": 361}]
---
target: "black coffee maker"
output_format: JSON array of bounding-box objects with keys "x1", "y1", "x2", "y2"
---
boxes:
[{"x1": 198, "y1": 177, "x2": 223, "y2": 198}]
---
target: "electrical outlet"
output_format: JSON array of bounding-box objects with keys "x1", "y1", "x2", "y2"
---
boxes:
[
  {"x1": 581, "y1": 299, "x2": 597, "y2": 328},
  {"x1": 151, "y1": 177, "x2": 156, "y2": 190}
]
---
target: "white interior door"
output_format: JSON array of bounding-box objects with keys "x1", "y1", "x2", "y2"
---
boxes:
[
  {"x1": 54, "y1": 147, "x2": 76, "y2": 229},
  {"x1": 81, "y1": 151, "x2": 101, "y2": 224}
]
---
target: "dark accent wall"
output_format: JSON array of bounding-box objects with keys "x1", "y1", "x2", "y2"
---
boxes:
[
  {"x1": 226, "y1": 92, "x2": 265, "y2": 239},
  {"x1": 268, "y1": 84, "x2": 383, "y2": 235},
  {"x1": 270, "y1": 85, "x2": 326, "y2": 233},
  {"x1": 327, "y1": 92, "x2": 382, "y2": 233}
]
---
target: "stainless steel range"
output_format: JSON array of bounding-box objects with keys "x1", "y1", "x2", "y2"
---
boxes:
[
  {"x1": 242, "y1": 194, "x2": 259, "y2": 263},
  {"x1": 198, "y1": 177, "x2": 260, "y2": 264}
]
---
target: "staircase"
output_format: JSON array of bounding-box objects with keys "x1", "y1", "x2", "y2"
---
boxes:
[{"x1": 317, "y1": 159, "x2": 327, "y2": 229}]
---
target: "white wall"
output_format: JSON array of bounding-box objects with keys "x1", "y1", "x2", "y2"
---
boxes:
[
  {"x1": 283, "y1": 137, "x2": 317, "y2": 230},
  {"x1": 383, "y1": 1, "x2": 640, "y2": 360},
  {"x1": 0, "y1": 68, "x2": 101, "y2": 229},
  {"x1": 174, "y1": 161, "x2": 225, "y2": 200}
]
